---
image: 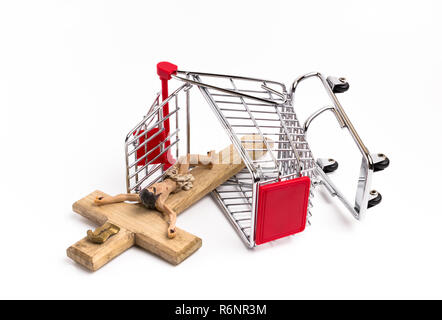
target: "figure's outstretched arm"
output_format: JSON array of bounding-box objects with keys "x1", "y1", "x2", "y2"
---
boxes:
[{"x1": 94, "y1": 193, "x2": 140, "y2": 206}]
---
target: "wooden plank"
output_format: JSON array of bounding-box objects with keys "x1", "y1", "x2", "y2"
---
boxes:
[
  {"x1": 67, "y1": 227, "x2": 134, "y2": 271},
  {"x1": 67, "y1": 135, "x2": 270, "y2": 270}
]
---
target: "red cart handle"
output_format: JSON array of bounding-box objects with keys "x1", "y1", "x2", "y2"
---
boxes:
[{"x1": 156, "y1": 61, "x2": 178, "y2": 169}]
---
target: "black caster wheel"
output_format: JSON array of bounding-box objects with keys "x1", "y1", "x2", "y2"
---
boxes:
[
  {"x1": 373, "y1": 153, "x2": 390, "y2": 172},
  {"x1": 317, "y1": 158, "x2": 339, "y2": 174},
  {"x1": 367, "y1": 190, "x2": 382, "y2": 208},
  {"x1": 327, "y1": 76, "x2": 350, "y2": 93}
]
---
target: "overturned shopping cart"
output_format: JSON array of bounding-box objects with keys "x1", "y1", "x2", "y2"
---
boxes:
[{"x1": 124, "y1": 62, "x2": 389, "y2": 248}]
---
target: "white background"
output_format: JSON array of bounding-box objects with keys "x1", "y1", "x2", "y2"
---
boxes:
[{"x1": 1, "y1": 0, "x2": 441, "y2": 299}]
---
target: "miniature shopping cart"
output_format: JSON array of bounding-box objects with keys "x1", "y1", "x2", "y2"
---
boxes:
[{"x1": 124, "y1": 62, "x2": 389, "y2": 248}]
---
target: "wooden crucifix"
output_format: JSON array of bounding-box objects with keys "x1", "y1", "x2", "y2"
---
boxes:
[{"x1": 67, "y1": 135, "x2": 271, "y2": 271}]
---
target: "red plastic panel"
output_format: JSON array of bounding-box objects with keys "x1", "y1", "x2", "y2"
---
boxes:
[{"x1": 255, "y1": 176, "x2": 311, "y2": 245}]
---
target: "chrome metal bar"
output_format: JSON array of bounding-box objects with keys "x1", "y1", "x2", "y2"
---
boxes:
[
  {"x1": 250, "y1": 182, "x2": 258, "y2": 247},
  {"x1": 303, "y1": 105, "x2": 339, "y2": 133},
  {"x1": 175, "y1": 94, "x2": 179, "y2": 159},
  {"x1": 231, "y1": 124, "x2": 289, "y2": 129},
  {"x1": 176, "y1": 69, "x2": 287, "y2": 91},
  {"x1": 291, "y1": 72, "x2": 374, "y2": 219},
  {"x1": 261, "y1": 84, "x2": 285, "y2": 100},
  {"x1": 221, "y1": 196, "x2": 253, "y2": 200},
  {"x1": 226, "y1": 202, "x2": 252, "y2": 207},
  {"x1": 173, "y1": 73, "x2": 286, "y2": 105},
  {"x1": 214, "y1": 100, "x2": 277, "y2": 107},
  {"x1": 216, "y1": 190, "x2": 253, "y2": 194},
  {"x1": 221, "y1": 108, "x2": 277, "y2": 115},
  {"x1": 186, "y1": 83, "x2": 191, "y2": 154},
  {"x1": 125, "y1": 143, "x2": 130, "y2": 193},
  {"x1": 316, "y1": 167, "x2": 359, "y2": 219}
]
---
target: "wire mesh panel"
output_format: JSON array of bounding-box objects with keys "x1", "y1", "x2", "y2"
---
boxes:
[{"x1": 125, "y1": 84, "x2": 188, "y2": 193}]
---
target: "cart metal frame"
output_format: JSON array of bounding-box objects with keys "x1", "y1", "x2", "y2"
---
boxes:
[{"x1": 124, "y1": 62, "x2": 389, "y2": 248}]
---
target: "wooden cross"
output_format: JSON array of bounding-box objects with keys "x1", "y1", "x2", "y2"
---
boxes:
[{"x1": 67, "y1": 136, "x2": 270, "y2": 271}]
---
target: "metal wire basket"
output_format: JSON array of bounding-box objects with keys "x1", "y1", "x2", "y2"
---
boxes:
[{"x1": 124, "y1": 62, "x2": 389, "y2": 248}]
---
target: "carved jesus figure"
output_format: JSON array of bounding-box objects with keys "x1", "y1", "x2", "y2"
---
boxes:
[{"x1": 93, "y1": 153, "x2": 214, "y2": 239}]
